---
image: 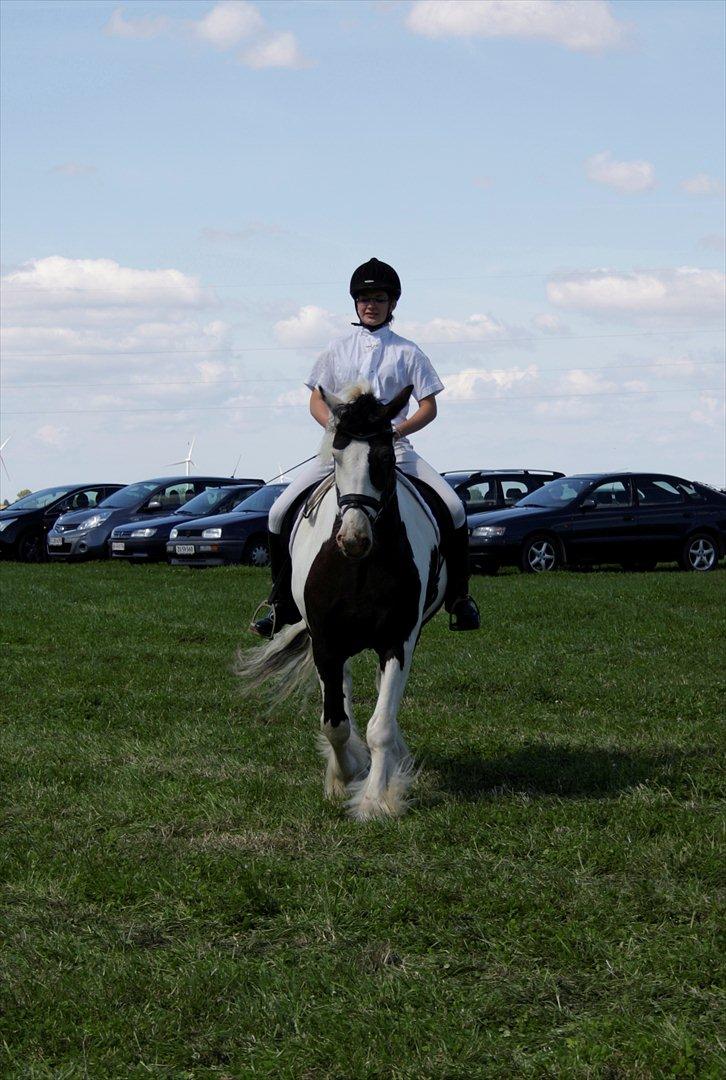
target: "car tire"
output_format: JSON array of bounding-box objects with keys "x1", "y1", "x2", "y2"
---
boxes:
[
  {"x1": 679, "y1": 533, "x2": 719, "y2": 572},
  {"x1": 244, "y1": 535, "x2": 270, "y2": 568},
  {"x1": 17, "y1": 531, "x2": 45, "y2": 563},
  {"x1": 521, "y1": 534, "x2": 561, "y2": 574}
]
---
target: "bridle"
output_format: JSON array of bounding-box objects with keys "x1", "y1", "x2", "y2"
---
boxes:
[{"x1": 334, "y1": 425, "x2": 395, "y2": 526}]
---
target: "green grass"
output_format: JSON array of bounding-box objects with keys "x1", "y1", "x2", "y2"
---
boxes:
[{"x1": 1, "y1": 562, "x2": 724, "y2": 1078}]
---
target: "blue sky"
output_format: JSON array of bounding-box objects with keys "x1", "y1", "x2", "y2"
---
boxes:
[{"x1": 1, "y1": 0, "x2": 724, "y2": 498}]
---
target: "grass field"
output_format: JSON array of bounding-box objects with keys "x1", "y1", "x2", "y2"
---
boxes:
[{"x1": 1, "y1": 561, "x2": 724, "y2": 1078}]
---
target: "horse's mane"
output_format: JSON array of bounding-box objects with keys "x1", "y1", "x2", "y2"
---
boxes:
[{"x1": 318, "y1": 381, "x2": 388, "y2": 462}]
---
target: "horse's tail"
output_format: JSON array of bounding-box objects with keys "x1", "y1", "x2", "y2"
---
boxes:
[{"x1": 234, "y1": 620, "x2": 315, "y2": 707}]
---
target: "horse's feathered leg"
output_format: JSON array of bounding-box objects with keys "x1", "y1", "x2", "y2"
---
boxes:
[
  {"x1": 346, "y1": 644, "x2": 416, "y2": 821},
  {"x1": 316, "y1": 655, "x2": 369, "y2": 799}
]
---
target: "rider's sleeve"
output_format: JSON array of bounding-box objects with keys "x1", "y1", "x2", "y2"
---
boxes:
[
  {"x1": 409, "y1": 346, "x2": 445, "y2": 401},
  {"x1": 305, "y1": 347, "x2": 333, "y2": 394}
]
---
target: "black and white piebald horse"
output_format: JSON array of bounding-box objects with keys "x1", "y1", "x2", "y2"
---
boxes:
[{"x1": 237, "y1": 382, "x2": 446, "y2": 820}]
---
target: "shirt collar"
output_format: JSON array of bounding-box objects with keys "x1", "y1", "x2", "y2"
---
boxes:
[{"x1": 357, "y1": 324, "x2": 391, "y2": 341}]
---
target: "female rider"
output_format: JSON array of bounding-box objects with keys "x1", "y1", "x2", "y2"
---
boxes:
[{"x1": 251, "y1": 257, "x2": 480, "y2": 637}]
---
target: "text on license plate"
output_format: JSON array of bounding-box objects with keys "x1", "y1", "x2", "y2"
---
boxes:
[
  {"x1": 175, "y1": 544, "x2": 195, "y2": 555},
  {"x1": 111, "y1": 542, "x2": 125, "y2": 551},
  {"x1": 49, "y1": 536, "x2": 63, "y2": 546}
]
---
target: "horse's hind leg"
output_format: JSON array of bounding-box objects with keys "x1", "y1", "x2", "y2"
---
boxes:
[
  {"x1": 347, "y1": 647, "x2": 415, "y2": 821},
  {"x1": 316, "y1": 657, "x2": 369, "y2": 799}
]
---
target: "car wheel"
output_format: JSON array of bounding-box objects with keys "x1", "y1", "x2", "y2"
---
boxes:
[
  {"x1": 17, "y1": 531, "x2": 45, "y2": 563},
  {"x1": 244, "y1": 536, "x2": 270, "y2": 568},
  {"x1": 521, "y1": 534, "x2": 561, "y2": 574},
  {"x1": 679, "y1": 533, "x2": 719, "y2": 572}
]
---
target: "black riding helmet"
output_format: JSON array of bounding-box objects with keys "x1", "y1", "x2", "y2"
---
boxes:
[
  {"x1": 350, "y1": 258, "x2": 401, "y2": 328},
  {"x1": 349, "y1": 258, "x2": 402, "y2": 302}
]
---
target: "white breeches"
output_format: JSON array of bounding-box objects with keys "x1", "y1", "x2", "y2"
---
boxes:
[{"x1": 268, "y1": 438, "x2": 465, "y2": 535}]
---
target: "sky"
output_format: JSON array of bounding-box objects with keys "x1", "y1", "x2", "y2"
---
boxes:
[{"x1": 1, "y1": 0, "x2": 724, "y2": 501}]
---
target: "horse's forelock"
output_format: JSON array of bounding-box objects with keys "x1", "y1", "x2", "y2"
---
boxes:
[{"x1": 338, "y1": 393, "x2": 386, "y2": 436}]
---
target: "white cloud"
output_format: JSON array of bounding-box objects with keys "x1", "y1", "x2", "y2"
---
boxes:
[
  {"x1": 585, "y1": 151, "x2": 656, "y2": 193},
  {"x1": 35, "y1": 425, "x2": 70, "y2": 448},
  {"x1": 680, "y1": 173, "x2": 724, "y2": 197},
  {"x1": 690, "y1": 394, "x2": 724, "y2": 428},
  {"x1": 531, "y1": 312, "x2": 569, "y2": 335},
  {"x1": 547, "y1": 267, "x2": 725, "y2": 321},
  {"x1": 104, "y1": 7, "x2": 170, "y2": 40},
  {"x1": 50, "y1": 163, "x2": 97, "y2": 177},
  {"x1": 273, "y1": 305, "x2": 345, "y2": 347},
  {"x1": 397, "y1": 313, "x2": 511, "y2": 343},
  {"x1": 406, "y1": 0, "x2": 628, "y2": 52},
  {"x1": 242, "y1": 31, "x2": 310, "y2": 69},
  {"x1": 443, "y1": 364, "x2": 539, "y2": 401},
  {"x1": 193, "y1": 1, "x2": 263, "y2": 49}
]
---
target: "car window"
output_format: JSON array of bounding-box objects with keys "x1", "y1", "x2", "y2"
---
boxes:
[
  {"x1": 501, "y1": 480, "x2": 528, "y2": 504},
  {"x1": 9, "y1": 486, "x2": 76, "y2": 510},
  {"x1": 235, "y1": 484, "x2": 287, "y2": 513},
  {"x1": 589, "y1": 480, "x2": 632, "y2": 507},
  {"x1": 636, "y1": 478, "x2": 685, "y2": 505},
  {"x1": 518, "y1": 477, "x2": 591, "y2": 507},
  {"x1": 460, "y1": 480, "x2": 497, "y2": 513},
  {"x1": 102, "y1": 481, "x2": 159, "y2": 508},
  {"x1": 152, "y1": 482, "x2": 196, "y2": 509}
]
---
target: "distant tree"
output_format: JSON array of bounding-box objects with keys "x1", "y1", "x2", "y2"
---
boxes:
[{"x1": 16, "y1": 489, "x2": 31, "y2": 499}]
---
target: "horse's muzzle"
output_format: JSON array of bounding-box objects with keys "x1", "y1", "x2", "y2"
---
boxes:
[{"x1": 336, "y1": 510, "x2": 372, "y2": 560}]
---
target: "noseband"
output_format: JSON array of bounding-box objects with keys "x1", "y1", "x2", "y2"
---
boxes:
[{"x1": 334, "y1": 425, "x2": 394, "y2": 526}]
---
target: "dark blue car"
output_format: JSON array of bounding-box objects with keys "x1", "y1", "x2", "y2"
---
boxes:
[
  {"x1": 0, "y1": 483, "x2": 125, "y2": 562},
  {"x1": 468, "y1": 472, "x2": 726, "y2": 574},
  {"x1": 108, "y1": 482, "x2": 263, "y2": 561},
  {"x1": 166, "y1": 483, "x2": 288, "y2": 567},
  {"x1": 47, "y1": 475, "x2": 263, "y2": 560}
]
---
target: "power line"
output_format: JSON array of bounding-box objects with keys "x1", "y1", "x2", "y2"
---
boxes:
[
  {"x1": 2, "y1": 358, "x2": 724, "y2": 392},
  {"x1": 1, "y1": 327, "x2": 724, "y2": 361},
  {"x1": 1, "y1": 385, "x2": 721, "y2": 417}
]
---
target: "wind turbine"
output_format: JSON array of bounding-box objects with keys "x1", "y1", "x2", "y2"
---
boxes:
[
  {"x1": 0, "y1": 436, "x2": 11, "y2": 481},
  {"x1": 166, "y1": 437, "x2": 196, "y2": 476}
]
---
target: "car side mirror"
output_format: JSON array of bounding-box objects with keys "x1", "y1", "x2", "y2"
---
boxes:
[
  {"x1": 146, "y1": 500, "x2": 162, "y2": 511},
  {"x1": 580, "y1": 498, "x2": 597, "y2": 510}
]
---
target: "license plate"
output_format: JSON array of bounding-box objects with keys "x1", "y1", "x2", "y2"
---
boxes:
[
  {"x1": 175, "y1": 544, "x2": 195, "y2": 555},
  {"x1": 48, "y1": 536, "x2": 63, "y2": 546},
  {"x1": 111, "y1": 542, "x2": 125, "y2": 551}
]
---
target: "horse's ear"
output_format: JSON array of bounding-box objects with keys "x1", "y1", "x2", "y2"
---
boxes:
[
  {"x1": 381, "y1": 384, "x2": 414, "y2": 421},
  {"x1": 318, "y1": 386, "x2": 344, "y2": 413}
]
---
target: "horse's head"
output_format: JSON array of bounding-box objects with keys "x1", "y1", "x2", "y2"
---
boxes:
[{"x1": 319, "y1": 382, "x2": 413, "y2": 560}]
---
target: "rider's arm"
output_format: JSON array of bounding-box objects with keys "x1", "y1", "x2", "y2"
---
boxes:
[
  {"x1": 393, "y1": 394, "x2": 437, "y2": 439},
  {"x1": 310, "y1": 388, "x2": 330, "y2": 428}
]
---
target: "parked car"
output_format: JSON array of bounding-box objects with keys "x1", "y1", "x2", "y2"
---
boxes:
[
  {"x1": 166, "y1": 483, "x2": 288, "y2": 567},
  {"x1": 0, "y1": 483, "x2": 125, "y2": 562},
  {"x1": 443, "y1": 469, "x2": 564, "y2": 515},
  {"x1": 468, "y1": 472, "x2": 726, "y2": 574},
  {"x1": 47, "y1": 475, "x2": 263, "y2": 560},
  {"x1": 108, "y1": 482, "x2": 262, "y2": 561}
]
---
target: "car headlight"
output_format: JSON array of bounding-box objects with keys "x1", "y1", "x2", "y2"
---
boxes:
[
  {"x1": 130, "y1": 528, "x2": 157, "y2": 538},
  {"x1": 169, "y1": 528, "x2": 178, "y2": 539},
  {"x1": 77, "y1": 512, "x2": 112, "y2": 532},
  {"x1": 0, "y1": 518, "x2": 17, "y2": 532},
  {"x1": 202, "y1": 527, "x2": 222, "y2": 539},
  {"x1": 471, "y1": 525, "x2": 507, "y2": 538}
]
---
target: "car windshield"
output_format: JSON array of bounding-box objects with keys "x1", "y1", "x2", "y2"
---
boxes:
[
  {"x1": 6, "y1": 485, "x2": 76, "y2": 510},
  {"x1": 179, "y1": 487, "x2": 245, "y2": 517},
  {"x1": 517, "y1": 476, "x2": 594, "y2": 507},
  {"x1": 234, "y1": 484, "x2": 287, "y2": 512},
  {"x1": 99, "y1": 481, "x2": 160, "y2": 508}
]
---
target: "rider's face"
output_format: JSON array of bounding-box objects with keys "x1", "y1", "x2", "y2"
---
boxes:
[{"x1": 356, "y1": 291, "x2": 395, "y2": 327}]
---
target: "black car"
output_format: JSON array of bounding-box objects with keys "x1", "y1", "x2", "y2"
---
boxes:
[
  {"x1": 468, "y1": 472, "x2": 726, "y2": 574},
  {"x1": 0, "y1": 483, "x2": 125, "y2": 562},
  {"x1": 443, "y1": 469, "x2": 564, "y2": 515},
  {"x1": 108, "y1": 482, "x2": 262, "y2": 561},
  {"x1": 166, "y1": 483, "x2": 288, "y2": 567},
  {"x1": 47, "y1": 475, "x2": 263, "y2": 560}
]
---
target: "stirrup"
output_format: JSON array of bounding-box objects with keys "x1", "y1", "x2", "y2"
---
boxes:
[
  {"x1": 249, "y1": 600, "x2": 276, "y2": 638},
  {"x1": 448, "y1": 595, "x2": 480, "y2": 632}
]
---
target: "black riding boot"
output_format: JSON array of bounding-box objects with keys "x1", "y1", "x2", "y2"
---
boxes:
[
  {"x1": 445, "y1": 524, "x2": 480, "y2": 631},
  {"x1": 250, "y1": 532, "x2": 301, "y2": 639}
]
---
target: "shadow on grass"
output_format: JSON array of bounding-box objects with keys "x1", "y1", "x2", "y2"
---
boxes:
[{"x1": 420, "y1": 742, "x2": 702, "y2": 801}]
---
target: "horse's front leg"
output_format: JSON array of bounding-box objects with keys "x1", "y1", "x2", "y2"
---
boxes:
[
  {"x1": 347, "y1": 644, "x2": 416, "y2": 821},
  {"x1": 315, "y1": 653, "x2": 369, "y2": 799}
]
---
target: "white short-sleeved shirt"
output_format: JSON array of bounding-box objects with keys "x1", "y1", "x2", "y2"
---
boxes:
[{"x1": 305, "y1": 325, "x2": 444, "y2": 426}]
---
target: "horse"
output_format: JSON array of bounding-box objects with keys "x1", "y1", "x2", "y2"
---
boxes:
[{"x1": 236, "y1": 381, "x2": 447, "y2": 820}]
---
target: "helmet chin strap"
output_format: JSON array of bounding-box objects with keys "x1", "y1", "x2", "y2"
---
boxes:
[{"x1": 351, "y1": 299, "x2": 394, "y2": 330}]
